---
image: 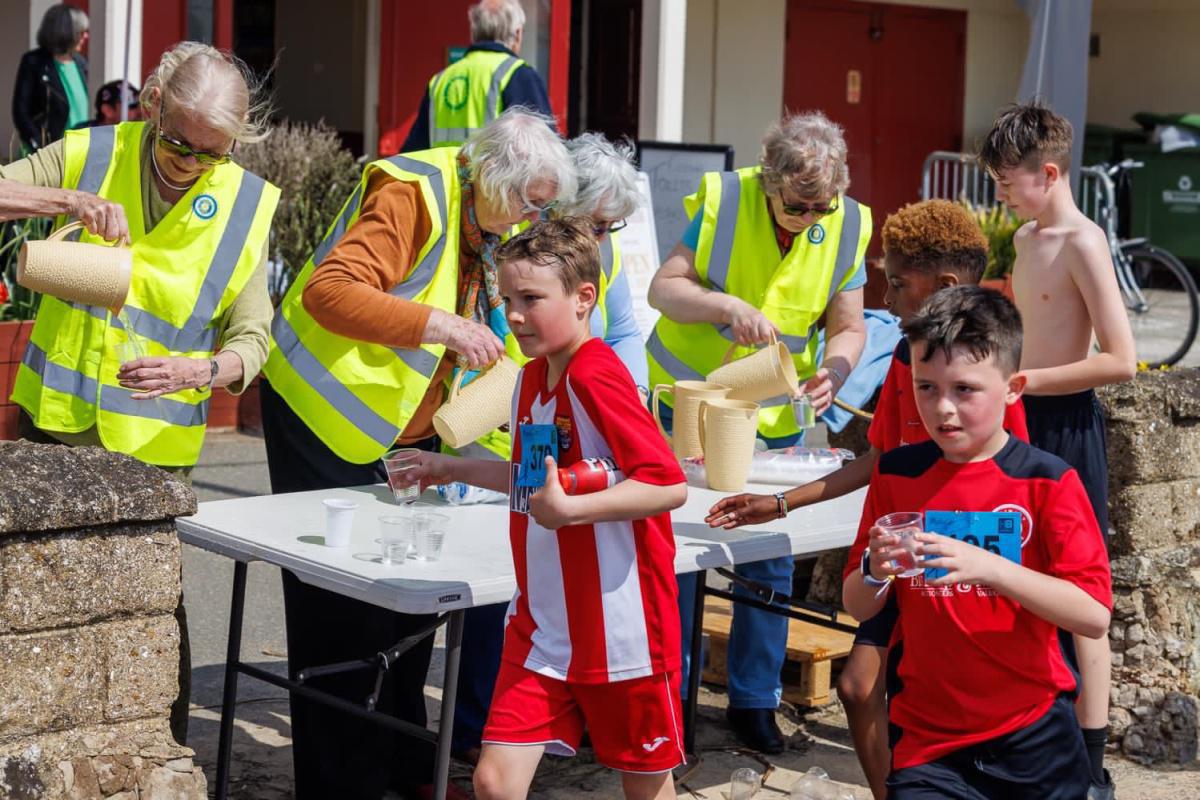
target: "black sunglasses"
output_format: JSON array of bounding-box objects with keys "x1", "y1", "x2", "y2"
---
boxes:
[
  {"x1": 156, "y1": 107, "x2": 234, "y2": 166},
  {"x1": 592, "y1": 218, "x2": 628, "y2": 237},
  {"x1": 777, "y1": 195, "x2": 839, "y2": 218}
]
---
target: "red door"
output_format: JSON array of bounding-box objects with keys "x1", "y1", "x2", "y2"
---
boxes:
[{"x1": 783, "y1": 0, "x2": 965, "y2": 253}]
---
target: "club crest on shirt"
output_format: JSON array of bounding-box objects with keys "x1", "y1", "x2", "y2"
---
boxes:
[
  {"x1": 555, "y1": 415, "x2": 573, "y2": 452},
  {"x1": 991, "y1": 503, "x2": 1034, "y2": 547}
]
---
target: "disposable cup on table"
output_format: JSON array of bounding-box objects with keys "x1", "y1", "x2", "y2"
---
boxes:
[
  {"x1": 323, "y1": 498, "x2": 358, "y2": 547},
  {"x1": 383, "y1": 448, "x2": 422, "y2": 504},
  {"x1": 412, "y1": 510, "x2": 449, "y2": 561},
  {"x1": 378, "y1": 514, "x2": 413, "y2": 565},
  {"x1": 875, "y1": 511, "x2": 924, "y2": 578}
]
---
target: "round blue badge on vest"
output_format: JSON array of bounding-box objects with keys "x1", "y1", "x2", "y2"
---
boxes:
[
  {"x1": 807, "y1": 223, "x2": 826, "y2": 244},
  {"x1": 193, "y1": 194, "x2": 218, "y2": 220}
]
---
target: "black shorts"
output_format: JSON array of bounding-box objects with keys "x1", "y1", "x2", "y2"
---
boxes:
[
  {"x1": 887, "y1": 694, "x2": 1089, "y2": 800},
  {"x1": 853, "y1": 594, "x2": 899, "y2": 648},
  {"x1": 1023, "y1": 390, "x2": 1110, "y2": 543}
]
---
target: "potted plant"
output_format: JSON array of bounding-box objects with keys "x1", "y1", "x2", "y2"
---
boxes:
[
  {"x1": 0, "y1": 218, "x2": 49, "y2": 439},
  {"x1": 968, "y1": 202, "x2": 1022, "y2": 299}
]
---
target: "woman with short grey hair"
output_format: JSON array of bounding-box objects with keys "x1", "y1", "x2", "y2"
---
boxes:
[
  {"x1": 646, "y1": 111, "x2": 872, "y2": 756},
  {"x1": 259, "y1": 106, "x2": 575, "y2": 799},
  {"x1": 12, "y1": 3, "x2": 91, "y2": 151}
]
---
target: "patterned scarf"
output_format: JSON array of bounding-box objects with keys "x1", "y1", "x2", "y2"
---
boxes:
[{"x1": 456, "y1": 155, "x2": 508, "y2": 337}]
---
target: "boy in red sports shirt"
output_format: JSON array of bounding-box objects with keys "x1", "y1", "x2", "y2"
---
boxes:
[
  {"x1": 707, "y1": 200, "x2": 1029, "y2": 799},
  {"x1": 843, "y1": 285, "x2": 1111, "y2": 799},
  {"x1": 404, "y1": 218, "x2": 688, "y2": 800}
]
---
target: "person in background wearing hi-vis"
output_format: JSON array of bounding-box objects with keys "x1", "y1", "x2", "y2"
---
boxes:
[
  {"x1": 259, "y1": 108, "x2": 575, "y2": 800},
  {"x1": 646, "y1": 112, "x2": 871, "y2": 754},
  {"x1": 0, "y1": 41, "x2": 281, "y2": 746},
  {"x1": 403, "y1": 0, "x2": 553, "y2": 151}
]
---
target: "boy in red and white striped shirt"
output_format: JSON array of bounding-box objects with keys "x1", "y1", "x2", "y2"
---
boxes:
[{"x1": 405, "y1": 218, "x2": 688, "y2": 800}]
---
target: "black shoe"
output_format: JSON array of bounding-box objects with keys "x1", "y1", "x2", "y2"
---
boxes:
[
  {"x1": 1088, "y1": 769, "x2": 1115, "y2": 800},
  {"x1": 725, "y1": 707, "x2": 785, "y2": 754}
]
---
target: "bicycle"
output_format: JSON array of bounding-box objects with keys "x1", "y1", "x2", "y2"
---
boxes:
[{"x1": 1080, "y1": 160, "x2": 1200, "y2": 367}]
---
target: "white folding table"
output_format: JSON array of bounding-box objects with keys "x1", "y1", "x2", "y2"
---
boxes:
[{"x1": 176, "y1": 481, "x2": 865, "y2": 800}]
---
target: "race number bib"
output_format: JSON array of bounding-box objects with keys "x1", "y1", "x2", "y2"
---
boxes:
[
  {"x1": 511, "y1": 424, "x2": 557, "y2": 514},
  {"x1": 923, "y1": 510, "x2": 1023, "y2": 581}
]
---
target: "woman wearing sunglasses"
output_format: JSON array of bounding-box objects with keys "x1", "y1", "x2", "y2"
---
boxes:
[
  {"x1": 645, "y1": 112, "x2": 872, "y2": 753},
  {"x1": 0, "y1": 40, "x2": 278, "y2": 474}
]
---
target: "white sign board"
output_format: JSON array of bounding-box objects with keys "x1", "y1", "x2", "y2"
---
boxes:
[
  {"x1": 618, "y1": 172, "x2": 661, "y2": 339},
  {"x1": 638, "y1": 142, "x2": 734, "y2": 262}
]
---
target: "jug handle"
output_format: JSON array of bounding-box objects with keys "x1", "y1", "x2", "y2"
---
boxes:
[
  {"x1": 720, "y1": 329, "x2": 779, "y2": 365},
  {"x1": 697, "y1": 400, "x2": 709, "y2": 457},
  {"x1": 48, "y1": 220, "x2": 87, "y2": 242},
  {"x1": 650, "y1": 384, "x2": 673, "y2": 446},
  {"x1": 449, "y1": 356, "x2": 501, "y2": 402}
]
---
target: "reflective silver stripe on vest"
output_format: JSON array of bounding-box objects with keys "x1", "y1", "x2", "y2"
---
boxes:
[
  {"x1": 646, "y1": 329, "x2": 704, "y2": 382},
  {"x1": 705, "y1": 172, "x2": 741, "y2": 292},
  {"x1": 270, "y1": 313, "x2": 402, "y2": 450},
  {"x1": 487, "y1": 56, "x2": 519, "y2": 119},
  {"x1": 826, "y1": 197, "x2": 862, "y2": 303},
  {"x1": 600, "y1": 236, "x2": 615, "y2": 281},
  {"x1": 430, "y1": 127, "x2": 472, "y2": 145},
  {"x1": 385, "y1": 155, "x2": 448, "y2": 300},
  {"x1": 23, "y1": 340, "x2": 207, "y2": 426},
  {"x1": 313, "y1": 182, "x2": 365, "y2": 267},
  {"x1": 103, "y1": 172, "x2": 266, "y2": 354},
  {"x1": 78, "y1": 125, "x2": 115, "y2": 194}
]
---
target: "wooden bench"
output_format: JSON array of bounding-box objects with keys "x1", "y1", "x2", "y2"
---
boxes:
[{"x1": 700, "y1": 595, "x2": 857, "y2": 707}]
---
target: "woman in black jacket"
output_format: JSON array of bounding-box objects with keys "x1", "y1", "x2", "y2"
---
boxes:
[{"x1": 11, "y1": 3, "x2": 90, "y2": 153}]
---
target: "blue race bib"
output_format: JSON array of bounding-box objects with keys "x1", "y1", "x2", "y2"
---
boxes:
[
  {"x1": 923, "y1": 510, "x2": 1023, "y2": 581},
  {"x1": 516, "y1": 424, "x2": 558, "y2": 488}
]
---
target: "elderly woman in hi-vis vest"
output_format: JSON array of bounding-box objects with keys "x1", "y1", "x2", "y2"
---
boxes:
[
  {"x1": 0, "y1": 42, "x2": 280, "y2": 748},
  {"x1": 646, "y1": 112, "x2": 871, "y2": 754}
]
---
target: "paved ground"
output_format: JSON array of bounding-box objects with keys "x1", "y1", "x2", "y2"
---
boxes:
[{"x1": 182, "y1": 427, "x2": 1200, "y2": 798}]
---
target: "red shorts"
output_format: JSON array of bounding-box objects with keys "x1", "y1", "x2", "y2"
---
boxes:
[{"x1": 481, "y1": 661, "x2": 686, "y2": 773}]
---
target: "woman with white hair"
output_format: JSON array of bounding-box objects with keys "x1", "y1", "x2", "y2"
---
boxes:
[
  {"x1": 259, "y1": 106, "x2": 575, "y2": 800},
  {"x1": 647, "y1": 112, "x2": 871, "y2": 754}
]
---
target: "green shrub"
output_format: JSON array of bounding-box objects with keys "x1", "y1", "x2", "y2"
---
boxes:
[
  {"x1": 965, "y1": 202, "x2": 1023, "y2": 280},
  {"x1": 0, "y1": 217, "x2": 50, "y2": 321},
  {"x1": 235, "y1": 120, "x2": 362, "y2": 302}
]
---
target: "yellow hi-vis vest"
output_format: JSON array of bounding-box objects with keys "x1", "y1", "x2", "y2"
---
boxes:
[
  {"x1": 456, "y1": 231, "x2": 622, "y2": 461},
  {"x1": 427, "y1": 49, "x2": 526, "y2": 147},
  {"x1": 11, "y1": 121, "x2": 279, "y2": 467},
  {"x1": 646, "y1": 166, "x2": 872, "y2": 441},
  {"x1": 264, "y1": 148, "x2": 471, "y2": 464}
]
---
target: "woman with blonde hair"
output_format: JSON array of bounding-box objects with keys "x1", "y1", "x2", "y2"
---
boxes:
[
  {"x1": 0, "y1": 41, "x2": 279, "y2": 471},
  {"x1": 646, "y1": 111, "x2": 871, "y2": 753}
]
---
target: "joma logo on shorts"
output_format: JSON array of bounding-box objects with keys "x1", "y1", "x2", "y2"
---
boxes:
[{"x1": 642, "y1": 736, "x2": 670, "y2": 752}]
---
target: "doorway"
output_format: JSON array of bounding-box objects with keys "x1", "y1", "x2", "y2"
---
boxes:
[
  {"x1": 783, "y1": 0, "x2": 966, "y2": 251},
  {"x1": 580, "y1": 0, "x2": 641, "y2": 140}
]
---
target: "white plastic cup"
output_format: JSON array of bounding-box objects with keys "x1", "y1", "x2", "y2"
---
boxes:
[
  {"x1": 323, "y1": 498, "x2": 358, "y2": 547},
  {"x1": 378, "y1": 515, "x2": 413, "y2": 565},
  {"x1": 875, "y1": 511, "x2": 924, "y2": 578}
]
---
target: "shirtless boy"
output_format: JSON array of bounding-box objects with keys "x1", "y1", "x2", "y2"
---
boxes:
[{"x1": 980, "y1": 103, "x2": 1136, "y2": 800}]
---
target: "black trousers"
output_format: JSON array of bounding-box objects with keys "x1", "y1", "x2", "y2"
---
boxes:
[{"x1": 260, "y1": 379, "x2": 439, "y2": 799}]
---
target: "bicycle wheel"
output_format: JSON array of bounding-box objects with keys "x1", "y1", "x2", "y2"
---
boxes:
[{"x1": 1119, "y1": 242, "x2": 1200, "y2": 368}]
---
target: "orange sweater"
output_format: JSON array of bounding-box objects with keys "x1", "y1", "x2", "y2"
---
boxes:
[{"x1": 302, "y1": 171, "x2": 457, "y2": 444}]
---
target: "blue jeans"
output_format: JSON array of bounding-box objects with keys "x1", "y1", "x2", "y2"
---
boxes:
[
  {"x1": 657, "y1": 401, "x2": 800, "y2": 709},
  {"x1": 450, "y1": 603, "x2": 508, "y2": 754}
]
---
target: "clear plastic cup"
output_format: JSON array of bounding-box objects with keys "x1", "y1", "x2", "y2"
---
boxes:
[
  {"x1": 875, "y1": 511, "x2": 924, "y2": 578},
  {"x1": 323, "y1": 498, "x2": 358, "y2": 547},
  {"x1": 383, "y1": 448, "x2": 422, "y2": 504},
  {"x1": 378, "y1": 515, "x2": 413, "y2": 565},
  {"x1": 791, "y1": 392, "x2": 816, "y2": 429},
  {"x1": 730, "y1": 767, "x2": 760, "y2": 800},
  {"x1": 412, "y1": 510, "x2": 449, "y2": 561}
]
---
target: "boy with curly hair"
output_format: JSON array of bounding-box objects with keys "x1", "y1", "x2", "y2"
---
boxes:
[{"x1": 708, "y1": 199, "x2": 1028, "y2": 798}]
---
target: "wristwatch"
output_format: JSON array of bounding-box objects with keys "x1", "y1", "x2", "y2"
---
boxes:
[
  {"x1": 199, "y1": 358, "x2": 218, "y2": 392},
  {"x1": 861, "y1": 548, "x2": 890, "y2": 587}
]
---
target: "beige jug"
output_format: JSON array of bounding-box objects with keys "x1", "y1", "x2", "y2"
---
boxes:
[
  {"x1": 432, "y1": 356, "x2": 521, "y2": 449},
  {"x1": 651, "y1": 380, "x2": 730, "y2": 459},
  {"x1": 706, "y1": 330, "x2": 799, "y2": 403},
  {"x1": 697, "y1": 398, "x2": 760, "y2": 492},
  {"x1": 17, "y1": 221, "x2": 131, "y2": 311}
]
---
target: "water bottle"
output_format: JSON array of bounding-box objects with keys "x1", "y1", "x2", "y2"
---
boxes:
[
  {"x1": 435, "y1": 481, "x2": 507, "y2": 505},
  {"x1": 558, "y1": 457, "x2": 624, "y2": 495}
]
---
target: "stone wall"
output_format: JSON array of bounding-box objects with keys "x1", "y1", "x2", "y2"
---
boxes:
[
  {"x1": 0, "y1": 442, "x2": 205, "y2": 799},
  {"x1": 1100, "y1": 369, "x2": 1200, "y2": 765}
]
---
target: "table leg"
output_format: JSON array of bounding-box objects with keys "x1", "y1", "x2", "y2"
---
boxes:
[
  {"x1": 434, "y1": 610, "x2": 465, "y2": 800},
  {"x1": 683, "y1": 568, "x2": 707, "y2": 756},
  {"x1": 215, "y1": 560, "x2": 248, "y2": 800}
]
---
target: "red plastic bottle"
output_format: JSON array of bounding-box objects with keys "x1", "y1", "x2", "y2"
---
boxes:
[{"x1": 558, "y1": 457, "x2": 623, "y2": 495}]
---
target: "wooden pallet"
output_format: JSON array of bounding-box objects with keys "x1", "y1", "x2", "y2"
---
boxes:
[{"x1": 700, "y1": 596, "x2": 857, "y2": 707}]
